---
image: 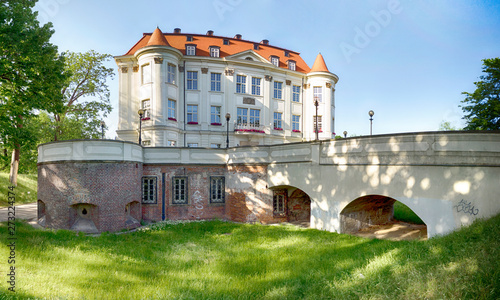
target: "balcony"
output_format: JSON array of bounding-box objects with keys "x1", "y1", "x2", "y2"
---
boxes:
[{"x1": 234, "y1": 123, "x2": 266, "y2": 134}]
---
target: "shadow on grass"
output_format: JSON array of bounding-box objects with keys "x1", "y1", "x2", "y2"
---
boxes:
[{"x1": 0, "y1": 216, "x2": 498, "y2": 299}]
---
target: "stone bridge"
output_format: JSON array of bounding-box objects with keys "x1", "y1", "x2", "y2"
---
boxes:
[{"x1": 38, "y1": 131, "x2": 500, "y2": 237}]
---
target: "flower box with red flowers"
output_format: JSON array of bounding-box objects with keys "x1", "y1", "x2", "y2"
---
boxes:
[
  {"x1": 211, "y1": 123, "x2": 222, "y2": 126},
  {"x1": 274, "y1": 127, "x2": 283, "y2": 131},
  {"x1": 292, "y1": 130, "x2": 301, "y2": 133},
  {"x1": 187, "y1": 122, "x2": 198, "y2": 125},
  {"x1": 235, "y1": 129, "x2": 265, "y2": 133},
  {"x1": 141, "y1": 117, "x2": 150, "y2": 121},
  {"x1": 168, "y1": 117, "x2": 177, "y2": 121}
]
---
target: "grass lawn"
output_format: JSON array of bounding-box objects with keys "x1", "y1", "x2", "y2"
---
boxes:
[
  {"x1": 0, "y1": 215, "x2": 499, "y2": 299},
  {"x1": 0, "y1": 173, "x2": 37, "y2": 207},
  {"x1": 393, "y1": 201, "x2": 425, "y2": 224}
]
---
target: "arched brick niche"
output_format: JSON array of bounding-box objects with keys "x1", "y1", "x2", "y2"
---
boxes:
[{"x1": 38, "y1": 161, "x2": 142, "y2": 232}]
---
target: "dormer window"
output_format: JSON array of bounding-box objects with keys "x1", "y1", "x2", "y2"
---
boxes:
[
  {"x1": 253, "y1": 43, "x2": 259, "y2": 50},
  {"x1": 270, "y1": 56, "x2": 279, "y2": 67},
  {"x1": 284, "y1": 51, "x2": 290, "y2": 57},
  {"x1": 186, "y1": 45, "x2": 196, "y2": 56},
  {"x1": 223, "y1": 39, "x2": 229, "y2": 45},
  {"x1": 288, "y1": 60, "x2": 296, "y2": 71},
  {"x1": 210, "y1": 46, "x2": 220, "y2": 58},
  {"x1": 186, "y1": 35, "x2": 193, "y2": 42}
]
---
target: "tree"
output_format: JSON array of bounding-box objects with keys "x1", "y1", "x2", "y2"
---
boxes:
[
  {"x1": 461, "y1": 58, "x2": 500, "y2": 130},
  {"x1": 438, "y1": 120, "x2": 458, "y2": 131},
  {"x1": 0, "y1": 0, "x2": 68, "y2": 185},
  {"x1": 54, "y1": 50, "x2": 114, "y2": 140}
]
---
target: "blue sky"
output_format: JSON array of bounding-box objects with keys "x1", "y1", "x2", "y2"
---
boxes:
[{"x1": 34, "y1": 0, "x2": 500, "y2": 138}]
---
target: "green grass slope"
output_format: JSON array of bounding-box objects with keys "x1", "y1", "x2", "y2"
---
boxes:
[
  {"x1": 0, "y1": 173, "x2": 37, "y2": 207},
  {"x1": 0, "y1": 214, "x2": 498, "y2": 299}
]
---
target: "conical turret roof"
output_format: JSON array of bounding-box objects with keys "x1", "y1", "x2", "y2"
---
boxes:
[
  {"x1": 310, "y1": 53, "x2": 330, "y2": 73},
  {"x1": 147, "y1": 27, "x2": 170, "y2": 47}
]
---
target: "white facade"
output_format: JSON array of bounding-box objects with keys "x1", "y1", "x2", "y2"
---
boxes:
[{"x1": 115, "y1": 28, "x2": 339, "y2": 147}]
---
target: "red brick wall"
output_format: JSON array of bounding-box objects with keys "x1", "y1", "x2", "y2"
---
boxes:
[
  {"x1": 226, "y1": 165, "x2": 282, "y2": 224},
  {"x1": 38, "y1": 162, "x2": 142, "y2": 232},
  {"x1": 142, "y1": 165, "x2": 227, "y2": 222},
  {"x1": 38, "y1": 161, "x2": 296, "y2": 232}
]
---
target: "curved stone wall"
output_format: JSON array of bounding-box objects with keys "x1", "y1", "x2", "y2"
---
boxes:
[{"x1": 37, "y1": 132, "x2": 500, "y2": 235}]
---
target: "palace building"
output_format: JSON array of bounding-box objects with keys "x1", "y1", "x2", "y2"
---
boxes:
[
  {"x1": 115, "y1": 27, "x2": 338, "y2": 147},
  {"x1": 37, "y1": 27, "x2": 341, "y2": 233},
  {"x1": 36, "y1": 28, "x2": 500, "y2": 236}
]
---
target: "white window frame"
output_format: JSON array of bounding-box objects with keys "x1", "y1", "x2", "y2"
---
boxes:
[
  {"x1": 167, "y1": 99, "x2": 176, "y2": 120},
  {"x1": 210, "y1": 46, "x2": 220, "y2": 58},
  {"x1": 172, "y1": 177, "x2": 188, "y2": 204},
  {"x1": 237, "y1": 107, "x2": 248, "y2": 126},
  {"x1": 251, "y1": 77, "x2": 261, "y2": 96},
  {"x1": 292, "y1": 85, "x2": 300, "y2": 102},
  {"x1": 211, "y1": 72, "x2": 222, "y2": 92},
  {"x1": 142, "y1": 99, "x2": 151, "y2": 119},
  {"x1": 187, "y1": 104, "x2": 198, "y2": 124},
  {"x1": 186, "y1": 45, "x2": 196, "y2": 56},
  {"x1": 314, "y1": 115, "x2": 323, "y2": 133},
  {"x1": 236, "y1": 75, "x2": 246, "y2": 94},
  {"x1": 314, "y1": 86, "x2": 323, "y2": 103},
  {"x1": 288, "y1": 60, "x2": 296, "y2": 71},
  {"x1": 273, "y1": 112, "x2": 283, "y2": 130},
  {"x1": 271, "y1": 56, "x2": 279, "y2": 67},
  {"x1": 142, "y1": 176, "x2": 157, "y2": 204},
  {"x1": 141, "y1": 63, "x2": 151, "y2": 84},
  {"x1": 273, "y1": 81, "x2": 283, "y2": 99},
  {"x1": 210, "y1": 176, "x2": 225, "y2": 203},
  {"x1": 187, "y1": 71, "x2": 198, "y2": 90},
  {"x1": 211, "y1": 106, "x2": 221, "y2": 124},
  {"x1": 273, "y1": 191, "x2": 285, "y2": 214},
  {"x1": 167, "y1": 64, "x2": 176, "y2": 84},
  {"x1": 249, "y1": 109, "x2": 260, "y2": 127},
  {"x1": 292, "y1": 115, "x2": 300, "y2": 131}
]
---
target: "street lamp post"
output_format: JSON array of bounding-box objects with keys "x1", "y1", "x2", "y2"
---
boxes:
[
  {"x1": 138, "y1": 109, "x2": 145, "y2": 145},
  {"x1": 225, "y1": 113, "x2": 231, "y2": 148},
  {"x1": 369, "y1": 110, "x2": 374, "y2": 136},
  {"x1": 314, "y1": 98, "x2": 319, "y2": 141},
  {"x1": 100, "y1": 121, "x2": 105, "y2": 139},
  {"x1": 343, "y1": 131, "x2": 347, "y2": 138}
]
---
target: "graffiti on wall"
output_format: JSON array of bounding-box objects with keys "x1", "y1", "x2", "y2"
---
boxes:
[
  {"x1": 455, "y1": 199, "x2": 479, "y2": 216},
  {"x1": 192, "y1": 191, "x2": 204, "y2": 219}
]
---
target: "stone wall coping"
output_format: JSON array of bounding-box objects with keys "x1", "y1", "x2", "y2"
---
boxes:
[{"x1": 38, "y1": 132, "x2": 500, "y2": 166}]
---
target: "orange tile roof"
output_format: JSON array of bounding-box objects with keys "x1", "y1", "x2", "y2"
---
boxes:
[
  {"x1": 125, "y1": 28, "x2": 312, "y2": 73},
  {"x1": 147, "y1": 27, "x2": 170, "y2": 47},
  {"x1": 310, "y1": 53, "x2": 329, "y2": 73}
]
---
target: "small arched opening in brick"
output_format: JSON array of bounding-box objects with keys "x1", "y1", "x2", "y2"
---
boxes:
[
  {"x1": 340, "y1": 195, "x2": 427, "y2": 240},
  {"x1": 37, "y1": 200, "x2": 46, "y2": 227},
  {"x1": 270, "y1": 186, "x2": 311, "y2": 227},
  {"x1": 125, "y1": 201, "x2": 141, "y2": 230},
  {"x1": 287, "y1": 189, "x2": 311, "y2": 227},
  {"x1": 70, "y1": 203, "x2": 99, "y2": 234}
]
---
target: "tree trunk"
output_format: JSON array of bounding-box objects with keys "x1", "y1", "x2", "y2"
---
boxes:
[{"x1": 9, "y1": 147, "x2": 20, "y2": 186}]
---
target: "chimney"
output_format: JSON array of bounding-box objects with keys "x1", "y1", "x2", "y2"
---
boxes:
[
  {"x1": 261, "y1": 39, "x2": 269, "y2": 45},
  {"x1": 174, "y1": 28, "x2": 181, "y2": 34},
  {"x1": 207, "y1": 30, "x2": 214, "y2": 36},
  {"x1": 234, "y1": 34, "x2": 242, "y2": 40}
]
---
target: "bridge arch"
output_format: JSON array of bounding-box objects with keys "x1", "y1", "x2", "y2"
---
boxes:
[{"x1": 339, "y1": 194, "x2": 427, "y2": 239}]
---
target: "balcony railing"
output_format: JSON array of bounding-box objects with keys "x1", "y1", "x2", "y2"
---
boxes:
[{"x1": 234, "y1": 123, "x2": 266, "y2": 133}]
